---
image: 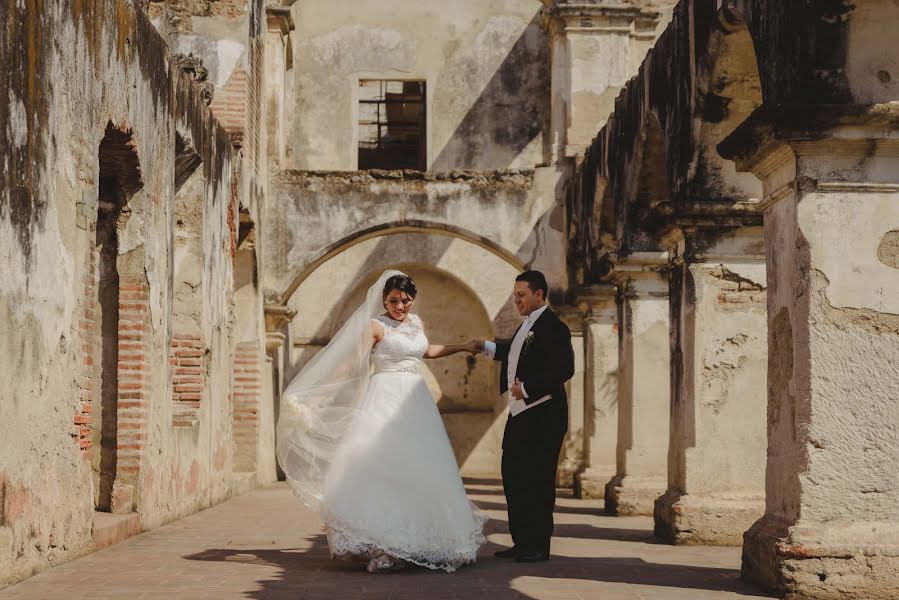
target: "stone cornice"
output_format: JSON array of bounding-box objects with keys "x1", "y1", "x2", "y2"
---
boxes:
[
  {"x1": 718, "y1": 103, "x2": 899, "y2": 168},
  {"x1": 543, "y1": 1, "x2": 660, "y2": 36},
  {"x1": 648, "y1": 200, "x2": 763, "y2": 233}
]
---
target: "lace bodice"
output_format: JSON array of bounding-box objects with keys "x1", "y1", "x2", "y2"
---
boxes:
[{"x1": 371, "y1": 314, "x2": 429, "y2": 374}]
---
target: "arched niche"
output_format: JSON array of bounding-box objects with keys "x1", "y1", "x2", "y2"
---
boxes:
[{"x1": 283, "y1": 230, "x2": 524, "y2": 475}]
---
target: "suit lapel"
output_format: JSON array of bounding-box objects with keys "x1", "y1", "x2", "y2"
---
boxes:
[{"x1": 513, "y1": 308, "x2": 552, "y2": 378}]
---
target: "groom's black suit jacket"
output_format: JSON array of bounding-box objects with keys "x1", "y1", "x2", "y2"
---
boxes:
[{"x1": 493, "y1": 308, "x2": 575, "y2": 410}]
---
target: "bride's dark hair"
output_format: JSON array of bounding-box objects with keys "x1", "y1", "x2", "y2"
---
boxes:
[{"x1": 382, "y1": 274, "x2": 417, "y2": 299}]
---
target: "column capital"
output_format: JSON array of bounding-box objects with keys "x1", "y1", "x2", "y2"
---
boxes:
[
  {"x1": 542, "y1": 1, "x2": 660, "y2": 38},
  {"x1": 573, "y1": 284, "x2": 618, "y2": 322},
  {"x1": 650, "y1": 202, "x2": 765, "y2": 266},
  {"x1": 265, "y1": 4, "x2": 294, "y2": 35},
  {"x1": 264, "y1": 304, "x2": 297, "y2": 332},
  {"x1": 607, "y1": 252, "x2": 669, "y2": 297},
  {"x1": 554, "y1": 304, "x2": 587, "y2": 334}
]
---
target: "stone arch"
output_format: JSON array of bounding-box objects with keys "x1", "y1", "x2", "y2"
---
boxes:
[
  {"x1": 692, "y1": 6, "x2": 764, "y2": 201},
  {"x1": 276, "y1": 221, "x2": 526, "y2": 306},
  {"x1": 619, "y1": 112, "x2": 669, "y2": 252},
  {"x1": 91, "y1": 121, "x2": 148, "y2": 514},
  {"x1": 634, "y1": 113, "x2": 669, "y2": 208},
  {"x1": 284, "y1": 230, "x2": 524, "y2": 476}
]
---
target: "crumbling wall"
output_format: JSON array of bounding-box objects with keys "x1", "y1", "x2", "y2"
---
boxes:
[{"x1": 0, "y1": 0, "x2": 268, "y2": 587}]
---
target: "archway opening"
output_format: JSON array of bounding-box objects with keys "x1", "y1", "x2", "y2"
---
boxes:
[
  {"x1": 93, "y1": 122, "x2": 144, "y2": 513},
  {"x1": 283, "y1": 231, "x2": 524, "y2": 476}
]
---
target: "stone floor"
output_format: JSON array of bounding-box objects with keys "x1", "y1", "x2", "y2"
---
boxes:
[{"x1": 0, "y1": 480, "x2": 773, "y2": 599}]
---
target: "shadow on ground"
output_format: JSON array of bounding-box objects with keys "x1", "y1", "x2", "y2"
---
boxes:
[
  {"x1": 184, "y1": 482, "x2": 773, "y2": 600},
  {"x1": 184, "y1": 532, "x2": 771, "y2": 600}
]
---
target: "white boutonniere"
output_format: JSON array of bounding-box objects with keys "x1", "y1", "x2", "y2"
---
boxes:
[{"x1": 522, "y1": 331, "x2": 535, "y2": 354}]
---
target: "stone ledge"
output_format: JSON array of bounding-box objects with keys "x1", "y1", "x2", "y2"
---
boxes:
[
  {"x1": 276, "y1": 168, "x2": 535, "y2": 187},
  {"x1": 92, "y1": 511, "x2": 141, "y2": 552}
]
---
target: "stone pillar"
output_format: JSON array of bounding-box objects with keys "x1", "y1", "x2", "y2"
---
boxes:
[
  {"x1": 654, "y1": 222, "x2": 768, "y2": 545},
  {"x1": 544, "y1": 2, "x2": 659, "y2": 162},
  {"x1": 264, "y1": 304, "x2": 296, "y2": 480},
  {"x1": 265, "y1": 6, "x2": 294, "y2": 169},
  {"x1": 604, "y1": 253, "x2": 670, "y2": 515},
  {"x1": 574, "y1": 285, "x2": 619, "y2": 500},
  {"x1": 720, "y1": 115, "x2": 899, "y2": 598},
  {"x1": 556, "y1": 306, "x2": 587, "y2": 488}
]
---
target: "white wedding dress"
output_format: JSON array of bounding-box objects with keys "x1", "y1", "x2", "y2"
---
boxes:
[{"x1": 318, "y1": 314, "x2": 486, "y2": 572}]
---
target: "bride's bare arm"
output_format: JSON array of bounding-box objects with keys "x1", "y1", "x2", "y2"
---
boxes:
[
  {"x1": 420, "y1": 317, "x2": 479, "y2": 358},
  {"x1": 371, "y1": 319, "x2": 385, "y2": 348},
  {"x1": 424, "y1": 341, "x2": 479, "y2": 359}
]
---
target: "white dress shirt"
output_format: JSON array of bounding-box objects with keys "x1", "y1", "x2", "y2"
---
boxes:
[{"x1": 483, "y1": 304, "x2": 552, "y2": 417}]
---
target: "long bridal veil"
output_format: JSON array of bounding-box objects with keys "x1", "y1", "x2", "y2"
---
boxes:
[{"x1": 276, "y1": 269, "x2": 404, "y2": 510}]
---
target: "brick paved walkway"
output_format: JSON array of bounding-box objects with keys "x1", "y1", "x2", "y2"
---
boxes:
[{"x1": 0, "y1": 481, "x2": 773, "y2": 599}]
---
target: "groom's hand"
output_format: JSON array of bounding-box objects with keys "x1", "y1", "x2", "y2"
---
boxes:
[
  {"x1": 464, "y1": 339, "x2": 483, "y2": 354},
  {"x1": 471, "y1": 338, "x2": 486, "y2": 352},
  {"x1": 511, "y1": 378, "x2": 525, "y2": 400}
]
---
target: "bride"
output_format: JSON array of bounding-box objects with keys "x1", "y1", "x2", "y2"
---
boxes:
[{"x1": 277, "y1": 271, "x2": 487, "y2": 573}]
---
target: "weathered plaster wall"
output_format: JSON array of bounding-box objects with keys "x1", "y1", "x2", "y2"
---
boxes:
[
  {"x1": 265, "y1": 168, "x2": 568, "y2": 304},
  {"x1": 0, "y1": 1, "x2": 270, "y2": 587},
  {"x1": 289, "y1": 0, "x2": 549, "y2": 171}
]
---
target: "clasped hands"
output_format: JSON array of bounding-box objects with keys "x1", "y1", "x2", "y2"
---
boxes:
[
  {"x1": 462, "y1": 339, "x2": 525, "y2": 400},
  {"x1": 462, "y1": 338, "x2": 486, "y2": 355}
]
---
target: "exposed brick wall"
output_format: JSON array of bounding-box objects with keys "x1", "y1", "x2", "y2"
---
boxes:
[
  {"x1": 74, "y1": 242, "x2": 97, "y2": 456},
  {"x1": 210, "y1": 68, "x2": 247, "y2": 138},
  {"x1": 233, "y1": 341, "x2": 262, "y2": 472},
  {"x1": 246, "y1": 36, "x2": 264, "y2": 180},
  {"x1": 170, "y1": 334, "x2": 204, "y2": 427},
  {"x1": 116, "y1": 276, "x2": 150, "y2": 481}
]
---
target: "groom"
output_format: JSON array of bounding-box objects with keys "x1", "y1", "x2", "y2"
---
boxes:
[{"x1": 478, "y1": 270, "x2": 574, "y2": 563}]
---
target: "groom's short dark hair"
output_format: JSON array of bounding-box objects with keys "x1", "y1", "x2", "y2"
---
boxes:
[{"x1": 516, "y1": 270, "x2": 548, "y2": 299}]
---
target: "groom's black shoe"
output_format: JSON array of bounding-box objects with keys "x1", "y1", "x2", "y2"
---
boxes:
[
  {"x1": 493, "y1": 546, "x2": 520, "y2": 559},
  {"x1": 515, "y1": 552, "x2": 549, "y2": 563}
]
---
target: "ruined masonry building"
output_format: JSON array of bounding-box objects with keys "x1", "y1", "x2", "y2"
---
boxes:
[{"x1": 0, "y1": 1, "x2": 897, "y2": 599}]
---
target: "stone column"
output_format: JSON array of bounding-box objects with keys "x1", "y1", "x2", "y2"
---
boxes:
[
  {"x1": 543, "y1": 2, "x2": 660, "y2": 162},
  {"x1": 574, "y1": 285, "x2": 619, "y2": 500},
  {"x1": 556, "y1": 306, "x2": 587, "y2": 489},
  {"x1": 654, "y1": 221, "x2": 768, "y2": 545},
  {"x1": 720, "y1": 114, "x2": 899, "y2": 599},
  {"x1": 604, "y1": 253, "x2": 670, "y2": 515},
  {"x1": 264, "y1": 304, "x2": 296, "y2": 481},
  {"x1": 265, "y1": 6, "x2": 294, "y2": 169}
]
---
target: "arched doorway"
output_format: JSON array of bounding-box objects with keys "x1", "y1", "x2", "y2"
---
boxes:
[{"x1": 281, "y1": 231, "x2": 523, "y2": 476}]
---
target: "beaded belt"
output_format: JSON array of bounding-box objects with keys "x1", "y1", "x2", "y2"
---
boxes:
[{"x1": 375, "y1": 365, "x2": 421, "y2": 375}]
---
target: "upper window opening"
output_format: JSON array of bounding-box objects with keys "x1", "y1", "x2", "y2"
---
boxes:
[{"x1": 358, "y1": 80, "x2": 426, "y2": 171}]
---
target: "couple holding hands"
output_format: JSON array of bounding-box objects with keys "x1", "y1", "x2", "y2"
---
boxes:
[{"x1": 277, "y1": 269, "x2": 574, "y2": 573}]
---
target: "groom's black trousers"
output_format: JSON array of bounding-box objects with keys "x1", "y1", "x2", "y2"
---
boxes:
[{"x1": 501, "y1": 397, "x2": 568, "y2": 555}]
